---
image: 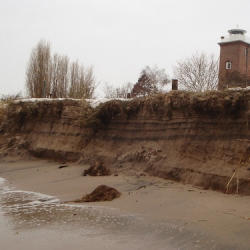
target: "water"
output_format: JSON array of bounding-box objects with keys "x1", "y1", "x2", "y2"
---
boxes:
[{"x1": 0, "y1": 177, "x2": 229, "y2": 250}]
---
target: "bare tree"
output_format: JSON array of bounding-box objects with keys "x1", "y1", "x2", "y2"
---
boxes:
[
  {"x1": 131, "y1": 65, "x2": 170, "y2": 97},
  {"x1": 79, "y1": 65, "x2": 97, "y2": 99},
  {"x1": 50, "y1": 53, "x2": 59, "y2": 97},
  {"x1": 59, "y1": 55, "x2": 70, "y2": 98},
  {"x1": 51, "y1": 53, "x2": 69, "y2": 98},
  {"x1": 103, "y1": 82, "x2": 133, "y2": 99},
  {"x1": 173, "y1": 52, "x2": 219, "y2": 92},
  {"x1": 68, "y1": 62, "x2": 98, "y2": 99},
  {"x1": 68, "y1": 60, "x2": 79, "y2": 98},
  {"x1": 26, "y1": 40, "x2": 51, "y2": 97}
]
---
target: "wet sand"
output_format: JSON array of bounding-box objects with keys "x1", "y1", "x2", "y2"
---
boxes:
[{"x1": 1, "y1": 159, "x2": 250, "y2": 249}]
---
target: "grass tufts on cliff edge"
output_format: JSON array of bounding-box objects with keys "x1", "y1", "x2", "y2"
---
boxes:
[
  {"x1": 84, "y1": 90, "x2": 248, "y2": 132},
  {"x1": 0, "y1": 89, "x2": 248, "y2": 134}
]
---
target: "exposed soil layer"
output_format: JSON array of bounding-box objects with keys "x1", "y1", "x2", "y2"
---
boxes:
[{"x1": 1, "y1": 90, "x2": 250, "y2": 194}]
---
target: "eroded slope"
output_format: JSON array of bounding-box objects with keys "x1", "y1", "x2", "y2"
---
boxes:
[{"x1": 1, "y1": 90, "x2": 250, "y2": 194}]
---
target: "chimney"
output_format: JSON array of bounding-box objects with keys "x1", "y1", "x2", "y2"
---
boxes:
[{"x1": 172, "y1": 79, "x2": 178, "y2": 90}]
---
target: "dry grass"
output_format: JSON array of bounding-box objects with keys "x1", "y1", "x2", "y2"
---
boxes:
[
  {"x1": 0, "y1": 92, "x2": 22, "y2": 123},
  {"x1": 225, "y1": 144, "x2": 250, "y2": 194},
  {"x1": 0, "y1": 92, "x2": 22, "y2": 102},
  {"x1": 82, "y1": 90, "x2": 248, "y2": 132},
  {"x1": 0, "y1": 89, "x2": 248, "y2": 134}
]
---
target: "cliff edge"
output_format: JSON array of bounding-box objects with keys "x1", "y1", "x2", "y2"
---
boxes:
[{"x1": 1, "y1": 90, "x2": 250, "y2": 194}]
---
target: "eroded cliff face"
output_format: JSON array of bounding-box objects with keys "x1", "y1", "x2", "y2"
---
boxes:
[{"x1": 1, "y1": 90, "x2": 250, "y2": 194}]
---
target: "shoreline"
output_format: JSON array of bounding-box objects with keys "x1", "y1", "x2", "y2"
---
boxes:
[{"x1": 1, "y1": 158, "x2": 250, "y2": 249}]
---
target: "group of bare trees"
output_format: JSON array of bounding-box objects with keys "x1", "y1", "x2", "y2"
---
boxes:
[
  {"x1": 103, "y1": 82, "x2": 133, "y2": 99},
  {"x1": 103, "y1": 53, "x2": 219, "y2": 99},
  {"x1": 26, "y1": 41, "x2": 220, "y2": 99},
  {"x1": 26, "y1": 40, "x2": 98, "y2": 98},
  {"x1": 103, "y1": 65, "x2": 171, "y2": 99}
]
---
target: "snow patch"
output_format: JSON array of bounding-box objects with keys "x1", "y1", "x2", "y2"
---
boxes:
[{"x1": 86, "y1": 98, "x2": 130, "y2": 108}]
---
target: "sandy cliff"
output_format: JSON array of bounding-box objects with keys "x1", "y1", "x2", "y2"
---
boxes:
[{"x1": 1, "y1": 90, "x2": 250, "y2": 194}]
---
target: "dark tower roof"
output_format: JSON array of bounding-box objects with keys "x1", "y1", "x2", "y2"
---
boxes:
[{"x1": 228, "y1": 28, "x2": 246, "y2": 35}]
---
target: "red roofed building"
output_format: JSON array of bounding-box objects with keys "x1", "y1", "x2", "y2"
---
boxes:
[{"x1": 218, "y1": 27, "x2": 250, "y2": 90}]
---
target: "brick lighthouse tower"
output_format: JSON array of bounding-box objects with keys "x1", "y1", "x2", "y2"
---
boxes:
[{"x1": 218, "y1": 27, "x2": 250, "y2": 90}]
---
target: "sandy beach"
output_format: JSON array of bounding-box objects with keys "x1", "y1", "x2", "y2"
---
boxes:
[{"x1": 1, "y1": 158, "x2": 250, "y2": 249}]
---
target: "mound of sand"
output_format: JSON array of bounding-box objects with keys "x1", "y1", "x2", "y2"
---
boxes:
[
  {"x1": 74, "y1": 185, "x2": 121, "y2": 202},
  {"x1": 83, "y1": 161, "x2": 111, "y2": 176}
]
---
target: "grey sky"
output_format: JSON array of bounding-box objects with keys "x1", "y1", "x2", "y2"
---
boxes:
[{"x1": 1, "y1": 0, "x2": 250, "y2": 97}]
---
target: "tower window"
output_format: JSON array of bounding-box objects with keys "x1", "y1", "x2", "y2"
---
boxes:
[{"x1": 226, "y1": 62, "x2": 232, "y2": 69}]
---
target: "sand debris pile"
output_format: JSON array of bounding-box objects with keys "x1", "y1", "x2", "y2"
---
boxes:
[
  {"x1": 135, "y1": 146, "x2": 164, "y2": 162},
  {"x1": 74, "y1": 185, "x2": 121, "y2": 202},
  {"x1": 83, "y1": 161, "x2": 111, "y2": 176}
]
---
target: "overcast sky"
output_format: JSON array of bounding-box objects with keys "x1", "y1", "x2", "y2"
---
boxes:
[{"x1": 1, "y1": 0, "x2": 250, "y2": 97}]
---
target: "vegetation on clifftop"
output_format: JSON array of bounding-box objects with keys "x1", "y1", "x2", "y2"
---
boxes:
[
  {"x1": 87, "y1": 89, "x2": 248, "y2": 132},
  {"x1": 0, "y1": 89, "x2": 248, "y2": 134}
]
